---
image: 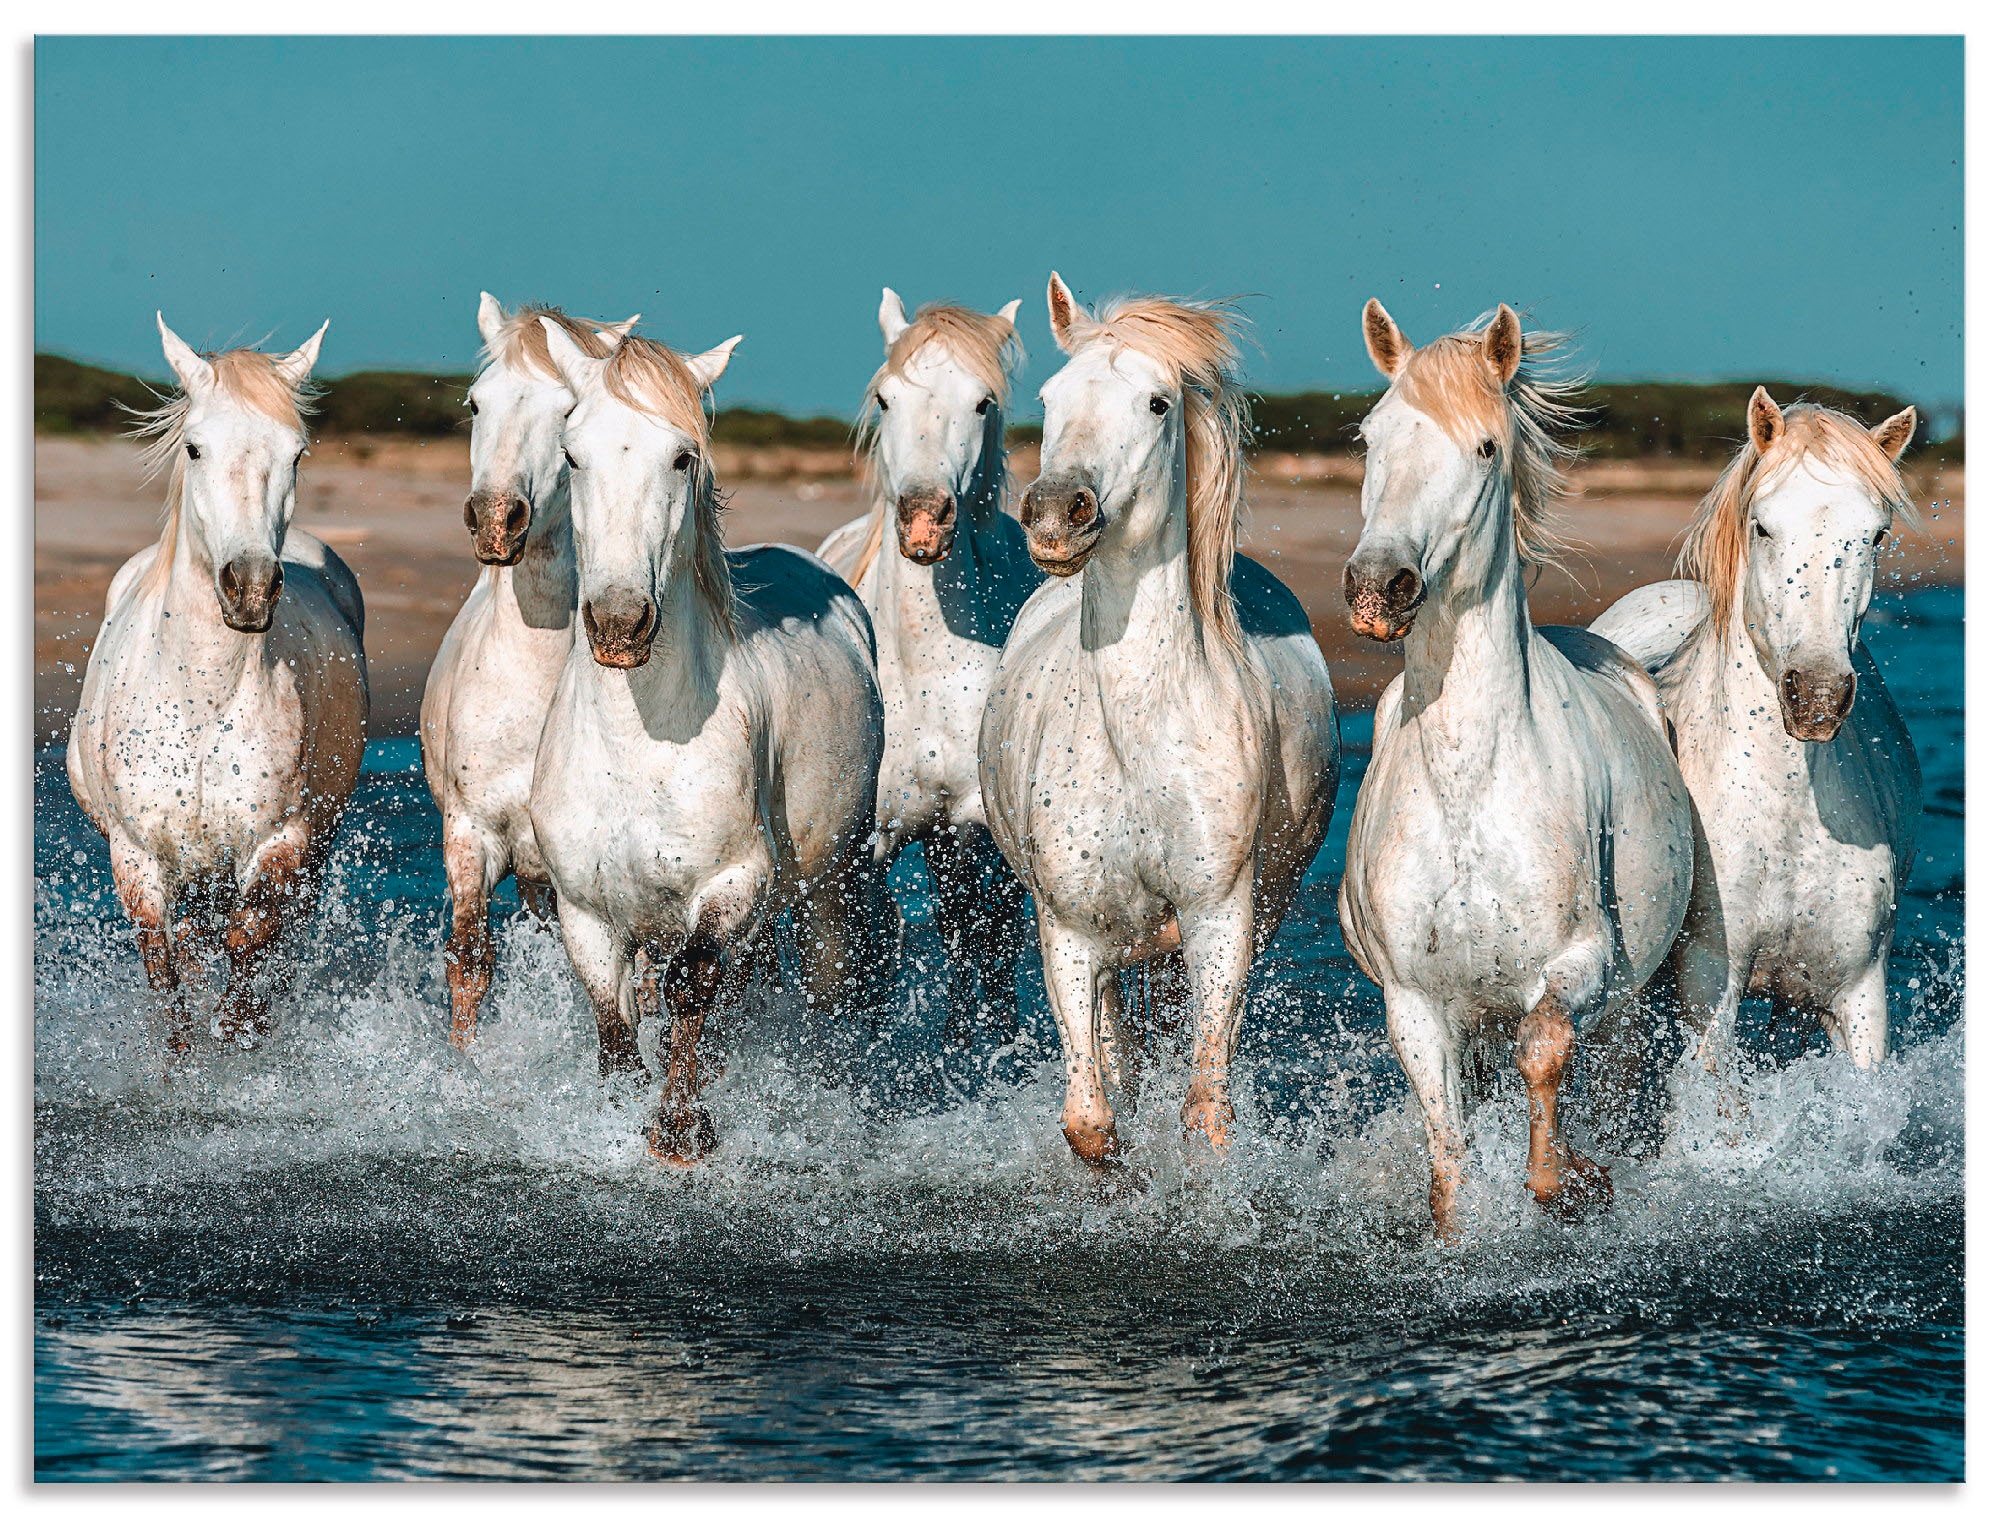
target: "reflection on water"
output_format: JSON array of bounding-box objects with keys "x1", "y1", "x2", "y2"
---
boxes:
[{"x1": 34, "y1": 589, "x2": 1964, "y2": 1480}]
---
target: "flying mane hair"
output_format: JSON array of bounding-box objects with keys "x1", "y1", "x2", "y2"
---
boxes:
[
  {"x1": 592, "y1": 332, "x2": 738, "y2": 632},
  {"x1": 845, "y1": 302, "x2": 1023, "y2": 587},
  {"x1": 1061, "y1": 293, "x2": 1252, "y2": 659},
  {"x1": 1677, "y1": 401, "x2": 1916, "y2": 634},
  {"x1": 125, "y1": 347, "x2": 317, "y2": 595},
  {"x1": 479, "y1": 303, "x2": 620, "y2": 383},
  {"x1": 1391, "y1": 312, "x2": 1585, "y2": 574}
]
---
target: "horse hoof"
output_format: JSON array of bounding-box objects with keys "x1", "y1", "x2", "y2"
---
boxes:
[
  {"x1": 1530, "y1": 1152, "x2": 1613, "y2": 1222},
  {"x1": 1181, "y1": 1099, "x2": 1235, "y2": 1154},
  {"x1": 647, "y1": 1108, "x2": 717, "y2": 1167},
  {"x1": 1062, "y1": 1118, "x2": 1120, "y2": 1167}
]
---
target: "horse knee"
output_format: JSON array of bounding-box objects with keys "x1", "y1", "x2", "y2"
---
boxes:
[{"x1": 1515, "y1": 1002, "x2": 1577, "y2": 1089}]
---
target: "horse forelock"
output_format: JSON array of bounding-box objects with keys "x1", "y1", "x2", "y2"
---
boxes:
[
  {"x1": 1065, "y1": 294, "x2": 1251, "y2": 659},
  {"x1": 124, "y1": 347, "x2": 317, "y2": 593},
  {"x1": 1390, "y1": 317, "x2": 1584, "y2": 574},
  {"x1": 480, "y1": 304, "x2": 617, "y2": 385},
  {"x1": 1679, "y1": 402, "x2": 1917, "y2": 634}
]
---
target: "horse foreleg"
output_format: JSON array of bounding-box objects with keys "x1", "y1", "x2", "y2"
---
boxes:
[
  {"x1": 112, "y1": 841, "x2": 189, "y2": 1059},
  {"x1": 646, "y1": 939, "x2": 724, "y2": 1166},
  {"x1": 217, "y1": 838, "x2": 312, "y2": 1048},
  {"x1": 794, "y1": 845, "x2": 898, "y2": 1022},
  {"x1": 928, "y1": 826, "x2": 1025, "y2": 1047},
  {"x1": 1672, "y1": 932, "x2": 1750, "y2": 1133},
  {"x1": 1178, "y1": 893, "x2": 1257, "y2": 1153},
  {"x1": 517, "y1": 879, "x2": 557, "y2": 922},
  {"x1": 1038, "y1": 917, "x2": 1119, "y2": 1164},
  {"x1": 1828, "y1": 955, "x2": 1890, "y2": 1071},
  {"x1": 1517, "y1": 963, "x2": 1614, "y2": 1222},
  {"x1": 556, "y1": 900, "x2": 643, "y2": 1080},
  {"x1": 1385, "y1": 985, "x2": 1469, "y2": 1243},
  {"x1": 442, "y1": 827, "x2": 500, "y2": 1051}
]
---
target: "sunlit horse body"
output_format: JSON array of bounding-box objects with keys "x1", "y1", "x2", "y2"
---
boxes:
[
  {"x1": 67, "y1": 315, "x2": 368, "y2": 1051},
  {"x1": 1591, "y1": 392, "x2": 1923, "y2": 1074},
  {"x1": 529, "y1": 321, "x2": 898, "y2": 1162},
  {"x1": 817, "y1": 290, "x2": 1041, "y2": 1042},
  {"x1": 981, "y1": 276, "x2": 1339, "y2": 1163},
  {"x1": 1337, "y1": 302, "x2": 1692, "y2": 1239},
  {"x1": 420, "y1": 295, "x2": 637, "y2": 1049}
]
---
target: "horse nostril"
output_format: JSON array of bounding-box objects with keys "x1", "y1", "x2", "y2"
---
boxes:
[
  {"x1": 463, "y1": 498, "x2": 481, "y2": 535},
  {"x1": 219, "y1": 561, "x2": 241, "y2": 599},
  {"x1": 504, "y1": 498, "x2": 529, "y2": 536},
  {"x1": 1069, "y1": 490, "x2": 1097, "y2": 528},
  {"x1": 1782, "y1": 670, "x2": 1802, "y2": 705},
  {"x1": 1387, "y1": 569, "x2": 1420, "y2": 609}
]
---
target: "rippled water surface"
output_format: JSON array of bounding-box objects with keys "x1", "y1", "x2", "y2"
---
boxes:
[{"x1": 34, "y1": 589, "x2": 1964, "y2": 1480}]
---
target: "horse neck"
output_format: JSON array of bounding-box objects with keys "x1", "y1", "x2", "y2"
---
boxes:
[
  {"x1": 1670, "y1": 574, "x2": 1790, "y2": 749},
  {"x1": 1076, "y1": 464, "x2": 1218, "y2": 721},
  {"x1": 577, "y1": 545, "x2": 733, "y2": 736},
  {"x1": 1397, "y1": 474, "x2": 1535, "y2": 734},
  {"x1": 155, "y1": 503, "x2": 261, "y2": 681},
  {"x1": 494, "y1": 477, "x2": 578, "y2": 629}
]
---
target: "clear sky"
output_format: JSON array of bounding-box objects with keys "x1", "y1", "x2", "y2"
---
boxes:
[{"x1": 35, "y1": 35, "x2": 1963, "y2": 415}]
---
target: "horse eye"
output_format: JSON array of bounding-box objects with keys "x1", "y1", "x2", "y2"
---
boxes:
[
  {"x1": 562, "y1": 449, "x2": 579, "y2": 470},
  {"x1": 975, "y1": 397, "x2": 992, "y2": 416},
  {"x1": 184, "y1": 442, "x2": 201, "y2": 461},
  {"x1": 875, "y1": 393, "x2": 889, "y2": 412},
  {"x1": 467, "y1": 397, "x2": 479, "y2": 416},
  {"x1": 1873, "y1": 527, "x2": 1890, "y2": 548},
  {"x1": 1752, "y1": 519, "x2": 1771, "y2": 539},
  {"x1": 673, "y1": 451, "x2": 697, "y2": 472},
  {"x1": 1477, "y1": 438, "x2": 1497, "y2": 459},
  {"x1": 1149, "y1": 395, "x2": 1171, "y2": 417}
]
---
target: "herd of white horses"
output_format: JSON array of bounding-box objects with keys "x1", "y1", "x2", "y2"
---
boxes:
[{"x1": 64, "y1": 275, "x2": 1923, "y2": 1238}]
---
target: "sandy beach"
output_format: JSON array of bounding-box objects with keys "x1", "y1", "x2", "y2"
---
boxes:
[{"x1": 33, "y1": 435, "x2": 1964, "y2": 744}]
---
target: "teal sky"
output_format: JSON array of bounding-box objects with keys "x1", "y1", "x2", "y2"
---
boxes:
[{"x1": 35, "y1": 35, "x2": 1963, "y2": 415}]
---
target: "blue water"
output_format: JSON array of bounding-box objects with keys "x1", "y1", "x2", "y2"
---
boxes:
[{"x1": 33, "y1": 588, "x2": 1963, "y2": 1481}]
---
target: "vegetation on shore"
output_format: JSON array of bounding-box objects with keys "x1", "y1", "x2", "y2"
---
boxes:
[{"x1": 36, "y1": 352, "x2": 1961, "y2": 463}]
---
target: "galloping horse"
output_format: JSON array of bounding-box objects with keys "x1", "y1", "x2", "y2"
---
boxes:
[
  {"x1": 68, "y1": 315, "x2": 368, "y2": 1051},
  {"x1": 981, "y1": 275, "x2": 1338, "y2": 1164},
  {"x1": 529, "y1": 321, "x2": 898, "y2": 1163},
  {"x1": 420, "y1": 294, "x2": 637, "y2": 1049},
  {"x1": 817, "y1": 290, "x2": 1041, "y2": 1044},
  {"x1": 1338, "y1": 301, "x2": 1692, "y2": 1240},
  {"x1": 1592, "y1": 391, "x2": 1923, "y2": 1074}
]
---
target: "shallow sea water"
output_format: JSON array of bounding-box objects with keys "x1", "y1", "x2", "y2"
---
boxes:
[{"x1": 34, "y1": 588, "x2": 1964, "y2": 1481}]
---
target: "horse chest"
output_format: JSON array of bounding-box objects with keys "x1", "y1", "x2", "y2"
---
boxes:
[{"x1": 876, "y1": 633, "x2": 993, "y2": 825}]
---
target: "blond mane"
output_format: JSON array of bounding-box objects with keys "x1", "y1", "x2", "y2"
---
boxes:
[
  {"x1": 1678, "y1": 401, "x2": 1916, "y2": 633},
  {"x1": 479, "y1": 303, "x2": 620, "y2": 383},
  {"x1": 593, "y1": 333, "x2": 737, "y2": 631},
  {"x1": 846, "y1": 303, "x2": 1023, "y2": 587},
  {"x1": 125, "y1": 347, "x2": 317, "y2": 594},
  {"x1": 1391, "y1": 314, "x2": 1584, "y2": 572},
  {"x1": 1063, "y1": 294, "x2": 1252, "y2": 658}
]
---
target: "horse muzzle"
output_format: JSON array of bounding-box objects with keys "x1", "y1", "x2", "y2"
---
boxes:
[
  {"x1": 217, "y1": 554, "x2": 283, "y2": 633},
  {"x1": 1779, "y1": 666, "x2": 1857, "y2": 743},
  {"x1": 582, "y1": 594, "x2": 659, "y2": 669},
  {"x1": 1343, "y1": 557, "x2": 1425, "y2": 641},
  {"x1": 464, "y1": 489, "x2": 532, "y2": 566},
  {"x1": 895, "y1": 487, "x2": 958, "y2": 565},
  {"x1": 1020, "y1": 476, "x2": 1103, "y2": 577}
]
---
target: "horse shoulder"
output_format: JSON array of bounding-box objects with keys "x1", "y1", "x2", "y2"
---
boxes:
[{"x1": 1847, "y1": 640, "x2": 1924, "y2": 869}]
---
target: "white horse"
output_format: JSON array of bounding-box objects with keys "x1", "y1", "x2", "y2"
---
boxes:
[
  {"x1": 529, "y1": 321, "x2": 898, "y2": 1163},
  {"x1": 816, "y1": 290, "x2": 1041, "y2": 1044},
  {"x1": 1591, "y1": 391, "x2": 1923, "y2": 1075},
  {"x1": 1337, "y1": 301, "x2": 1692, "y2": 1239},
  {"x1": 980, "y1": 275, "x2": 1339, "y2": 1164},
  {"x1": 420, "y1": 294, "x2": 637, "y2": 1049},
  {"x1": 67, "y1": 315, "x2": 368, "y2": 1052}
]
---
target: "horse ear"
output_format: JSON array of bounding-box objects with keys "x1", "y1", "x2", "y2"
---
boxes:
[
  {"x1": 1872, "y1": 405, "x2": 1918, "y2": 461},
  {"x1": 1048, "y1": 271, "x2": 1081, "y2": 353},
  {"x1": 1747, "y1": 386, "x2": 1786, "y2": 454},
  {"x1": 157, "y1": 312, "x2": 214, "y2": 394},
  {"x1": 477, "y1": 291, "x2": 507, "y2": 345},
  {"x1": 685, "y1": 335, "x2": 742, "y2": 391},
  {"x1": 878, "y1": 288, "x2": 910, "y2": 349},
  {"x1": 1362, "y1": 299, "x2": 1410, "y2": 380},
  {"x1": 997, "y1": 298, "x2": 1022, "y2": 329},
  {"x1": 273, "y1": 320, "x2": 329, "y2": 388},
  {"x1": 538, "y1": 316, "x2": 602, "y2": 394},
  {"x1": 1482, "y1": 304, "x2": 1522, "y2": 386},
  {"x1": 592, "y1": 315, "x2": 641, "y2": 352}
]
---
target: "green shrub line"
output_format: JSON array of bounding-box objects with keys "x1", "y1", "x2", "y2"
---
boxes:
[{"x1": 35, "y1": 352, "x2": 1963, "y2": 463}]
